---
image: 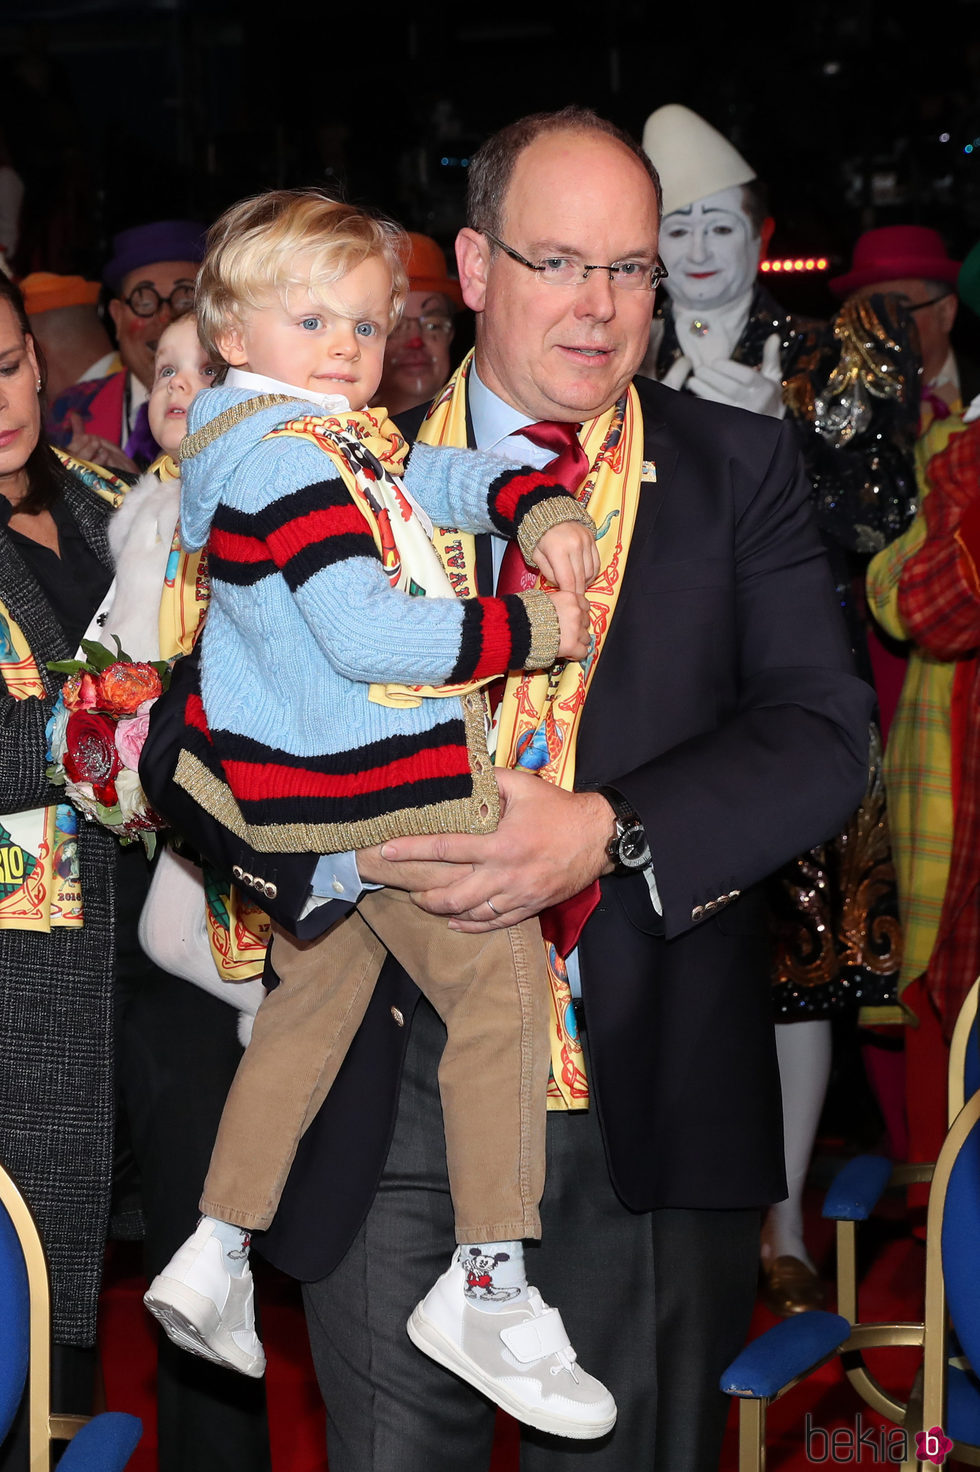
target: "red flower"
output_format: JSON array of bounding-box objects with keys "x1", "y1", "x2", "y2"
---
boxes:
[
  {"x1": 63, "y1": 710, "x2": 121, "y2": 790},
  {"x1": 98, "y1": 662, "x2": 163, "y2": 716}
]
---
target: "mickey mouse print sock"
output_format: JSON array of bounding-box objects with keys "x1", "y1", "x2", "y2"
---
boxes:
[
  {"x1": 460, "y1": 1240, "x2": 529, "y2": 1313},
  {"x1": 205, "y1": 1216, "x2": 251, "y2": 1276}
]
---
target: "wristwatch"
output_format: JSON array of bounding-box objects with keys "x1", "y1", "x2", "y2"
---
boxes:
[{"x1": 598, "y1": 786, "x2": 651, "y2": 873}]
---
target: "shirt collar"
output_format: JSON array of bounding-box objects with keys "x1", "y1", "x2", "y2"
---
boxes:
[
  {"x1": 929, "y1": 349, "x2": 960, "y2": 397},
  {"x1": 467, "y1": 363, "x2": 537, "y2": 451},
  {"x1": 224, "y1": 366, "x2": 351, "y2": 414}
]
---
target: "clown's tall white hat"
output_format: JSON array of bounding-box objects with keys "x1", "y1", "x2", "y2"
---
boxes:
[{"x1": 642, "y1": 104, "x2": 756, "y2": 216}]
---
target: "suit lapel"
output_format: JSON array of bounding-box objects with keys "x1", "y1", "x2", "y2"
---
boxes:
[{"x1": 622, "y1": 385, "x2": 674, "y2": 566}]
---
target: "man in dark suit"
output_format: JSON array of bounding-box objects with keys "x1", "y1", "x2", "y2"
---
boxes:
[{"x1": 142, "y1": 106, "x2": 873, "y2": 1470}]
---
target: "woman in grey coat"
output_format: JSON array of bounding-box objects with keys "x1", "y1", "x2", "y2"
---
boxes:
[{"x1": 0, "y1": 268, "x2": 131, "y2": 1456}]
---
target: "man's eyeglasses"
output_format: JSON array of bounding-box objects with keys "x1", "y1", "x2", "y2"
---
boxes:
[
  {"x1": 122, "y1": 283, "x2": 196, "y2": 319},
  {"x1": 389, "y1": 314, "x2": 455, "y2": 340},
  {"x1": 905, "y1": 290, "x2": 953, "y2": 313},
  {"x1": 482, "y1": 231, "x2": 668, "y2": 291}
]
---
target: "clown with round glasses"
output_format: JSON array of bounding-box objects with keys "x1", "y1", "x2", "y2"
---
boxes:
[
  {"x1": 642, "y1": 103, "x2": 920, "y2": 1319},
  {"x1": 48, "y1": 219, "x2": 205, "y2": 473}
]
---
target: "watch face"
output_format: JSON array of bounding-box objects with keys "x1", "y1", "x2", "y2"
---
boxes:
[{"x1": 618, "y1": 822, "x2": 651, "y2": 870}]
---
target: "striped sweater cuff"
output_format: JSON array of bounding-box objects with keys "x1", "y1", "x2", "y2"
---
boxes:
[{"x1": 516, "y1": 590, "x2": 561, "y2": 669}]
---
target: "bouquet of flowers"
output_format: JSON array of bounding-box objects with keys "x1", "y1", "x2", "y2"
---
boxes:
[{"x1": 46, "y1": 638, "x2": 171, "y2": 857}]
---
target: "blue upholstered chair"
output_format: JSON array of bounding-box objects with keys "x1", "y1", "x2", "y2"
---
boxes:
[
  {"x1": 0, "y1": 1159, "x2": 141, "y2": 1470},
  {"x1": 721, "y1": 1085, "x2": 980, "y2": 1471}
]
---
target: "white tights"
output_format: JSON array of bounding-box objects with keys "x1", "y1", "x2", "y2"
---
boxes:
[
  {"x1": 138, "y1": 845, "x2": 266, "y2": 1046},
  {"x1": 760, "y1": 1018, "x2": 832, "y2": 1270}
]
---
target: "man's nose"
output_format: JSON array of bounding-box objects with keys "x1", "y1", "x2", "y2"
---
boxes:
[{"x1": 574, "y1": 269, "x2": 616, "y2": 319}]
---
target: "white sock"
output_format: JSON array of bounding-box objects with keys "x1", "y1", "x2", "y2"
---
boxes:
[
  {"x1": 203, "y1": 1216, "x2": 251, "y2": 1276},
  {"x1": 459, "y1": 1241, "x2": 529, "y2": 1313}
]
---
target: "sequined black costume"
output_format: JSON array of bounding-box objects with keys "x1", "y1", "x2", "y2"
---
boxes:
[{"x1": 654, "y1": 286, "x2": 918, "y2": 1017}]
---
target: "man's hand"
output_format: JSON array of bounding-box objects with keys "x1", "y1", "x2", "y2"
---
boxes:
[
  {"x1": 67, "y1": 412, "x2": 140, "y2": 474},
  {"x1": 532, "y1": 519, "x2": 600, "y2": 593},
  {"x1": 355, "y1": 849, "x2": 474, "y2": 893},
  {"x1": 373, "y1": 769, "x2": 618, "y2": 931},
  {"x1": 684, "y1": 334, "x2": 786, "y2": 419}
]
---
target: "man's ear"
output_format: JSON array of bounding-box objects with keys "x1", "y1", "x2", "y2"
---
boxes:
[
  {"x1": 455, "y1": 229, "x2": 490, "y2": 314},
  {"x1": 215, "y1": 321, "x2": 248, "y2": 367},
  {"x1": 107, "y1": 296, "x2": 123, "y2": 336},
  {"x1": 937, "y1": 291, "x2": 959, "y2": 338}
]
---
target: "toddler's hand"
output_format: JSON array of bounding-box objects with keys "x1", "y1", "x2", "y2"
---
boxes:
[
  {"x1": 545, "y1": 590, "x2": 592, "y2": 662},
  {"x1": 532, "y1": 521, "x2": 600, "y2": 594}
]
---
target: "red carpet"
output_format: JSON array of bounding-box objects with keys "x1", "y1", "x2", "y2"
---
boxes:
[{"x1": 96, "y1": 1178, "x2": 931, "y2": 1471}]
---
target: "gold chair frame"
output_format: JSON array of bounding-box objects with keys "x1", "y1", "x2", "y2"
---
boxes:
[
  {"x1": 0, "y1": 1161, "x2": 95, "y2": 1471},
  {"x1": 834, "y1": 975, "x2": 979, "y2": 1424}
]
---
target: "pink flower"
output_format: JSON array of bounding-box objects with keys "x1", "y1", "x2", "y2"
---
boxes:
[
  {"x1": 63, "y1": 672, "x2": 100, "y2": 711},
  {"x1": 115, "y1": 709, "x2": 152, "y2": 771}
]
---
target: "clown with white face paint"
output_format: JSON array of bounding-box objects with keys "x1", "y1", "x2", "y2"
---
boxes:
[
  {"x1": 643, "y1": 102, "x2": 920, "y2": 1323},
  {"x1": 642, "y1": 104, "x2": 784, "y2": 417}
]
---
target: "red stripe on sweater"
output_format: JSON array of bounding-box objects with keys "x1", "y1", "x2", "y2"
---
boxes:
[
  {"x1": 226, "y1": 743, "x2": 472, "y2": 801},
  {"x1": 209, "y1": 526, "x2": 271, "y2": 565},
  {"x1": 186, "y1": 692, "x2": 211, "y2": 736},
  {"x1": 265, "y1": 503, "x2": 370, "y2": 567},
  {"x1": 471, "y1": 598, "x2": 515, "y2": 681},
  {"x1": 491, "y1": 468, "x2": 554, "y2": 524}
]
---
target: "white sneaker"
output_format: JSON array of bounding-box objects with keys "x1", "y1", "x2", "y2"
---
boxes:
[
  {"x1": 143, "y1": 1220, "x2": 266, "y2": 1378},
  {"x1": 407, "y1": 1251, "x2": 617, "y2": 1439}
]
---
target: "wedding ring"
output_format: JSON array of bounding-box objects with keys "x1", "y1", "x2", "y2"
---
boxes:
[{"x1": 486, "y1": 898, "x2": 502, "y2": 916}]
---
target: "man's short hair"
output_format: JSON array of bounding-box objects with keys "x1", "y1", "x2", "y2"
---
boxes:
[
  {"x1": 466, "y1": 106, "x2": 663, "y2": 239},
  {"x1": 196, "y1": 190, "x2": 408, "y2": 358}
]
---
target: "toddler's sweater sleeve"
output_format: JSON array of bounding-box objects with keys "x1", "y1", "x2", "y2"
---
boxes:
[
  {"x1": 402, "y1": 442, "x2": 594, "y2": 560},
  {"x1": 209, "y1": 438, "x2": 561, "y2": 689}
]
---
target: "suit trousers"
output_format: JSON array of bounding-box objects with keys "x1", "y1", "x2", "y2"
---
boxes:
[
  {"x1": 202, "y1": 887, "x2": 551, "y2": 1243},
  {"x1": 301, "y1": 995, "x2": 761, "y2": 1472}
]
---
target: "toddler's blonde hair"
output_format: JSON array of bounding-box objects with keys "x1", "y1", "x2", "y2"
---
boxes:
[{"x1": 196, "y1": 190, "x2": 408, "y2": 358}]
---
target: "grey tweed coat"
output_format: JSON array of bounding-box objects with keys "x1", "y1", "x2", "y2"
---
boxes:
[{"x1": 0, "y1": 463, "x2": 118, "y2": 1346}]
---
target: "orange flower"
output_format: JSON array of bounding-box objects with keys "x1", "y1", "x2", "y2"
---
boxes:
[{"x1": 97, "y1": 661, "x2": 163, "y2": 716}]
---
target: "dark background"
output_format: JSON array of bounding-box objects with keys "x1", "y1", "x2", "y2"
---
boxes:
[{"x1": 2, "y1": 0, "x2": 980, "y2": 323}]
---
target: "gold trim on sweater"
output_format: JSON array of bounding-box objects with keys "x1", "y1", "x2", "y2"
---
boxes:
[{"x1": 516, "y1": 496, "x2": 594, "y2": 563}]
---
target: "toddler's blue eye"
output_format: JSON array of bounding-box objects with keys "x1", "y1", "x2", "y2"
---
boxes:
[
  {"x1": 355, "y1": 322, "x2": 378, "y2": 338},
  {"x1": 300, "y1": 317, "x2": 321, "y2": 331}
]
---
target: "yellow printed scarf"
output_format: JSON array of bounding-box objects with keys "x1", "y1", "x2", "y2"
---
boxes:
[
  {"x1": 417, "y1": 351, "x2": 647, "y2": 1108},
  {"x1": 148, "y1": 453, "x2": 271, "y2": 980},
  {"x1": 0, "y1": 450, "x2": 128, "y2": 931}
]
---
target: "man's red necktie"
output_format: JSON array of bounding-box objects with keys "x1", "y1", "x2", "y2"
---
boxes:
[
  {"x1": 494, "y1": 420, "x2": 592, "y2": 596},
  {"x1": 493, "y1": 419, "x2": 600, "y2": 958}
]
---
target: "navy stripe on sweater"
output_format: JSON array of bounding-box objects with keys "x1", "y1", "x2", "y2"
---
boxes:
[{"x1": 209, "y1": 481, "x2": 379, "y2": 590}]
